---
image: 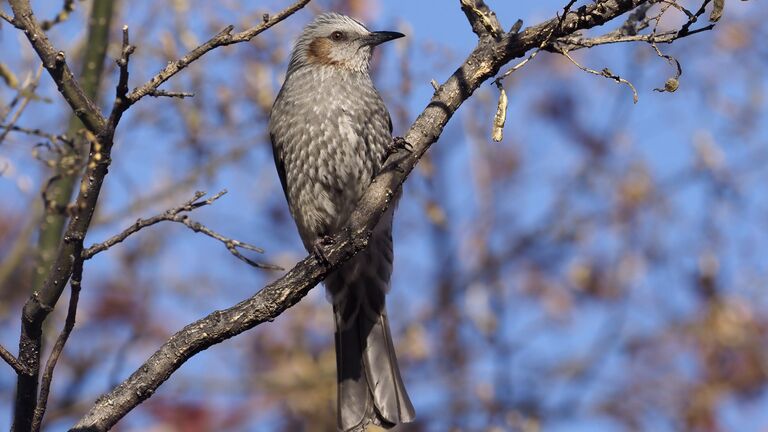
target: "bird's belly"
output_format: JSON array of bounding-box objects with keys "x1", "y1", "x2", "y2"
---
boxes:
[{"x1": 288, "y1": 138, "x2": 373, "y2": 246}]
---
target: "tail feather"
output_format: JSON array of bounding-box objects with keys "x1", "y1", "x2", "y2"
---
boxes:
[
  {"x1": 362, "y1": 311, "x2": 414, "y2": 424},
  {"x1": 327, "y1": 221, "x2": 414, "y2": 431},
  {"x1": 335, "y1": 311, "x2": 374, "y2": 429},
  {"x1": 334, "y1": 303, "x2": 415, "y2": 431}
]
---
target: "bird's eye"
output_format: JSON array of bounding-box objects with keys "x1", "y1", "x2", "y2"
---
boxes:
[{"x1": 330, "y1": 31, "x2": 346, "y2": 41}]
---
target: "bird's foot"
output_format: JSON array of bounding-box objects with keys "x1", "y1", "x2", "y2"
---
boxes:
[
  {"x1": 383, "y1": 137, "x2": 413, "y2": 161},
  {"x1": 312, "y1": 235, "x2": 335, "y2": 267},
  {"x1": 383, "y1": 137, "x2": 413, "y2": 173}
]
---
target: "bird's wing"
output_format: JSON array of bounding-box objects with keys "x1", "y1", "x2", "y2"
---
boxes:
[{"x1": 270, "y1": 132, "x2": 290, "y2": 203}]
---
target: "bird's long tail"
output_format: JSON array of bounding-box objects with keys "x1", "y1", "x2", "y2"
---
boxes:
[{"x1": 325, "y1": 229, "x2": 415, "y2": 432}]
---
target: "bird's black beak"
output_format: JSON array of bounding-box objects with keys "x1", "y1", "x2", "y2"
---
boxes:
[{"x1": 361, "y1": 31, "x2": 405, "y2": 46}]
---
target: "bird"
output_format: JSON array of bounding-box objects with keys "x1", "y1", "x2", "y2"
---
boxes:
[{"x1": 268, "y1": 12, "x2": 414, "y2": 432}]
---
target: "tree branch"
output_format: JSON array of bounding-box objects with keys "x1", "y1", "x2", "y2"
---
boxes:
[
  {"x1": 558, "y1": 48, "x2": 639, "y2": 103},
  {"x1": 0, "y1": 344, "x2": 25, "y2": 375},
  {"x1": 147, "y1": 89, "x2": 195, "y2": 99},
  {"x1": 81, "y1": 190, "x2": 279, "y2": 269},
  {"x1": 0, "y1": 123, "x2": 70, "y2": 144},
  {"x1": 82, "y1": 190, "x2": 223, "y2": 258},
  {"x1": 73, "y1": 1, "x2": 683, "y2": 430},
  {"x1": 0, "y1": 9, "x2": 19, "y2": 27},
  {"x1": 460, "y1": 0, "x2": 504, "y2": 39},
  {"x1": 494, "y1": 0, "x2": 576, "y2": 84},
  {"x1": 30, "y1": 257, "x2": 83, "y2": 432}
]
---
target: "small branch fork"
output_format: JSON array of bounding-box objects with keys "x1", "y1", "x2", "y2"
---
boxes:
[
  {"x1": 460, "y1": 0, "x2": 504, "y2": 39},
  {"x1": 0, "y1": 345, "x2": 25, "y2": 375},
  {"x1": 559, "y1": 48, "x2": 639, "y2": 103},
  {"x1": 30, "y1": 258, "x2": 83, "y2": 432},
  {"x1": 0, "y1": 9, "x2": 17, "y2": 26},
  {"x1": 493, "y1": 0, "x2": 577, "y2": 85}
]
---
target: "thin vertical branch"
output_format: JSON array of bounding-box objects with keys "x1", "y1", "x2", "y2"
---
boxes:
[
  {"x1": 30, "y1": 258, "x2": 83, "y2": 432},
  {"x1": 9, "y1": 0, "x2": 115, "y2": 428}
]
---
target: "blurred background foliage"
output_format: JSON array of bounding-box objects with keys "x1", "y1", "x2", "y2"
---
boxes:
[{"x1": 1, "y1": 0, "x2": 767, "y2": 431}]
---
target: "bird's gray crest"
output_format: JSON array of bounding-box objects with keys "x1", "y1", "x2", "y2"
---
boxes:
[{"x1": 310, "y1": 12, "x2": 370, "y2": 34}]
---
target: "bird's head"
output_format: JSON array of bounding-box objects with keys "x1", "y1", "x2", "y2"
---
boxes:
[{"x1": 288, "y1": 13, "x2": 404, "y2": 74}]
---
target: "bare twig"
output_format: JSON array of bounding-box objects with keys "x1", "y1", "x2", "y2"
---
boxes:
[
  {"x1": 494, "y1": 42, "x2": 544, "y2": 80},
  {"x1": 545, "y1": 0, "x2": 715, "y2": 102},
  {"x1": 0, "y1": 9, "x2": 16, "y2": 26},
  {"x1": 559, "y1": 48, "x2": 639, "y2": 103},
  {"x1": 552, "y1": 0, "x2": 715, "y2": 52},
  {"x1": 678, "y1": 0, "x2": 712, "y2": 35},
  {"x1": 116, "y1": 25, "x2": 135, "y2": 98},
  {"x1": 0, "y1": 123, "x2": 70, "y2": 144},
  {"x1": 107, "y1": 25, "x2": 135, "y2": 127},
  {"x1": 0, "y1": 64, "x2": 44, "y2": 145},
  {"x1": 494, "y1": 0, "x2": 576, "y2": 84},
  {"x1": 30, "y1": 258, "x2": 83, "y2": 432},
  {"x1": 82, "y1": 190, "x2": 219, "y2": 258},
  {"x1": 82, "y1": 191, "x2": 280, "y2": 269},
  {"x1": 179, "y1": 216, "x2": 281, "y2": 270},
  {"x1": 0, "y1": 345, "x2": 25, "y2": 375},
  {"x1": 656, "y1": 0, "x2": 697, "y2": 19},
  {"x1": 0, "y1": 61, "x2": 19, "y2": 88},
  {"x1": 147, "y1": 89, "x2": 195, "y2": 99},
  {"x1": 554, "y1": 25, "x2": 714, "y2": 50},
  {"x1": 39, "y1": 0, "x2": 76, "y2": 31},
  {"x1": 650, "y1": 40, "x2": 682, "y2": 93}
]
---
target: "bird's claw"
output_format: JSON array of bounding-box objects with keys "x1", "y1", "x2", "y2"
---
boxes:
[
  {"x1": 383, "y1": 137, "x2": 413, "y2": 161},
  {"x1": 393, "y1": 136, "x2": 413, "y2": 152},
  {"x1": 313, "y1": 235, "x2": 335, "y2": 266}
]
